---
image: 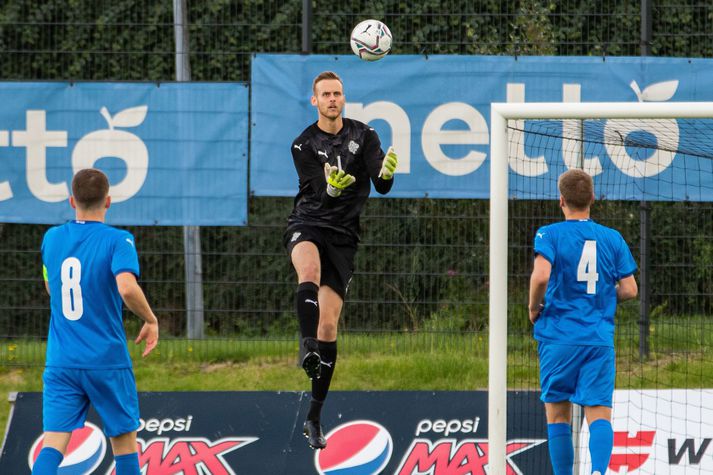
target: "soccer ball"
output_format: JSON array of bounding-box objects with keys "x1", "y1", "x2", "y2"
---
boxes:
[{"x1": 350, "y1": 19, "x2": 392, "y2": 61}]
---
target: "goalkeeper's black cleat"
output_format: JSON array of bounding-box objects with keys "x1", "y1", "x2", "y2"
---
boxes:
[
  {"x1": 302, "y1": 350, "x2": 322, "y2": 380},
  {"x1": 301, "y1": 337, "x2": 321, "y2": 380},
  {"x1": 303, "y1": 419, "x2": 327, "y2": 449}
]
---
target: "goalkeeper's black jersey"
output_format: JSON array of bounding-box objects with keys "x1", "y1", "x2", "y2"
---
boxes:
[{"x1": 287, "y1": 118, "x2": 394, "y2": 240}]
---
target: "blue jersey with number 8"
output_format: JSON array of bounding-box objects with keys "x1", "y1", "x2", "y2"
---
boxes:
[
  {"x1": 533, "y1": 219, "x2": 637, "y2": 347},
  {"x1": 41, "y1": 220, "x2": 139, "y2": 368}
]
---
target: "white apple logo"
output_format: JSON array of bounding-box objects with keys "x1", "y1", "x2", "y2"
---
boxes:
[
  {"x1": 72, "y1": 106, "x2": 149, "y2": 202},
  {"x1": 605, "y1": 80, "x2": 679, "y2": 178}
]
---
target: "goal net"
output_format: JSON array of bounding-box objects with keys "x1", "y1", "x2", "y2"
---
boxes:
[{"x1": 488, "y1": 102, "x2": 713, "y2": 474}]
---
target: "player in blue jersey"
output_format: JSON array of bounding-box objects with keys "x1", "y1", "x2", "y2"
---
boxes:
[
  {"x1": 32, "y1": 169, "x2": 159, "y2": 475},
  {"x1": 528, "y1": 169, "x2": 638, "y2": 475}
]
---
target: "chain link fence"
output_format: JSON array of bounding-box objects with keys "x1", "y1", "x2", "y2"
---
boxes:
[{"x1": 1, "y1": 0, "x2": 713, "y2": 365}]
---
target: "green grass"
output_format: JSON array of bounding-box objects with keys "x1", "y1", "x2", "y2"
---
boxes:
[
  {"x1": 2, "y1": 325, "x2": 713, "y2": 443},
  {"x1": 0, "y1": 334, "x2": 490, "y2": 442}
]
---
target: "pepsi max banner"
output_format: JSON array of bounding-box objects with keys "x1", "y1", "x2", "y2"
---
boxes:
[
  {"x1": 252, "y1": 54, "x2": 713, "y2": 200},
  {"x1": 4, "y1": 391, "x2": 550, "y2": 474},
  {"x1": 5, "y1": 390, "x2": 712, "y2": 475},
  {"x1": 0, "y1": 82, "x2": 248, "y2": 225}
]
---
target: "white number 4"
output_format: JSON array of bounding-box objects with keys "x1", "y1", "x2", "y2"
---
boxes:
[
  {"x1": 577, "y1": 240, "x2": 599, "y2": 295},
  {"x1": 61, "y1": 257, "x2": 84, "y2": 320}
]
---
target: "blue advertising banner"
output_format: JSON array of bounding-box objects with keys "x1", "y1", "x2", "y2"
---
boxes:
[
  {"x1": 251, "y1": 54, "x2": 713, "y2": 200},
  {"x1": 4, "y1": 390, "x2": 710, "y2": 473},
  {"x1": 0, "y1": 82, "x2": 248, "y2": 225},
  {"x1": 1, "y1": 391, "x2": 549, "y2": 474}
]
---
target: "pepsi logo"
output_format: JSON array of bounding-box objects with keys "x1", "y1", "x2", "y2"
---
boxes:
[
  {"x1": 315, "y1": 420, "x2": 393, "y2": 475},
  {"x1": 28, "y1": 422, "x2": 107, "y2": 474}
]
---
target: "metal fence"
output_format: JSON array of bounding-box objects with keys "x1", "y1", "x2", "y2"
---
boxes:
[
  {"x1": 2, "y1": 0, "x2": 713, "y2": 365},
  {"x1": 4, "y1": 0, "x2": 713, "y2": 82}
]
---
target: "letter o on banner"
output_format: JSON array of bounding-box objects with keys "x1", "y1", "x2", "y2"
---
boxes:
[{"x1": 604, "y1": 119, "x2": 678, "y2": 178}]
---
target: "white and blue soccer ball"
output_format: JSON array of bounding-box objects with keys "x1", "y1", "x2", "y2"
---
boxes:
[{"x1": 350, "y1": 19, "x2": 392, "y2": 61}]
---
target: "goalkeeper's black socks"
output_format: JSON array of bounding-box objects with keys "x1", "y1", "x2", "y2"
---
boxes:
[
  {"x1": 296, "y1": 282, "x2": 319, "y2": 339},
  {"x1": 309, "y1": 340, "x2": 337, "y2": 420},
  {"x1": 307, "y1": 398, "x2": 324, "y2": 422}
]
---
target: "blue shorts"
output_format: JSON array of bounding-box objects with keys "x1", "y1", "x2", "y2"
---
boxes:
[
  {"x1": 538, "y1": 342, "x2": 615, "y2": 407},
  {"x1": 42, "y1": 367, "x2": 140, "y2": 438}
]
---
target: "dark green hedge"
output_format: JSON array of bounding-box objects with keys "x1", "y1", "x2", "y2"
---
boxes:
[{"x1": 3, "y1": 0, "x2": 710, "y2": 82}]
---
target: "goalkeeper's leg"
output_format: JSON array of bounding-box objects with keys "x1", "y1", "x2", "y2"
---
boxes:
[
  {"x1": 290, "y1": 241, "x2": 322, "y2": 380},
  {"x1": 304, "y1": 285, "x2": 342, "y2": 450}
]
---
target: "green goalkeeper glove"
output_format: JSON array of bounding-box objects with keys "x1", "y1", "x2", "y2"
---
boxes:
[
  {"x1": 324, "y1": 163, "x2": 356, "y2": 197},
  {"x1": 379, "y1": 146, "x2": 398, "y2": 180}
]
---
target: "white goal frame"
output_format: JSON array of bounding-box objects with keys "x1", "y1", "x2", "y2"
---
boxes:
[{"x1": 487, "y1": 101, "x2": 713, "y2": 474}]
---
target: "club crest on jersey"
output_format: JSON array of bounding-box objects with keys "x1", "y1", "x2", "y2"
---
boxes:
[{"x1": 348, "y1": 140, "x2": 360, "y2": 154}]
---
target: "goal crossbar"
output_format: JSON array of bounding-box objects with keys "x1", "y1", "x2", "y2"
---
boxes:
[{"x1": 487, "y1": 101, "x2": 713, "y2": 474}]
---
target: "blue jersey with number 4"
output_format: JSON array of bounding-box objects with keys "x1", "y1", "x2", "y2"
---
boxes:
[
  {"x1": 533, "y1": 219, "x2": 637, "y2": 347},
  {"x1": 41, "y1": 221, "x2": 139, "y2": 369}
]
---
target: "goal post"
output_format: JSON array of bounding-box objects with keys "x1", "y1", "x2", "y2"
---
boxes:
[{"x1": 488, "y1": 101, "x2": 713, "y2": 474}]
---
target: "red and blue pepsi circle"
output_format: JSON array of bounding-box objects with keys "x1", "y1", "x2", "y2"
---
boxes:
[
  {"x1": 28, "y1": 422, "x2": 107, "y2": 474},
  {"x1": 315, "y1": 420, "x2": 393, "y2": 475}
]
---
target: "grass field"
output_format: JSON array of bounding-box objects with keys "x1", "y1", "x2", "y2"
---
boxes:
[{"x1": 2, "y1": 325, "x2": 712, "y2": 443}]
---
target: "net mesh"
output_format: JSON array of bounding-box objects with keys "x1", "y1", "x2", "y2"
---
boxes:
[{"x1": 507, "y1": 116, "x2": 713, "y2": 474}]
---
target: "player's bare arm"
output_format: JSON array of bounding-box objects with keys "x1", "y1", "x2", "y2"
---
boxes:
[
  {"x1": 528, "y1": 254, "x2": 551, "y2": 324},
  {"x1": 616, "y1": 274, "x2": 638, "y2": 302},
  {"x1": 116, "y1": 272, "x2": 159, "y2": 357}
]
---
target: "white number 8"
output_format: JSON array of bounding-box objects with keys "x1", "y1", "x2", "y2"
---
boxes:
[
  {"x1": 61, "y1": 257, "x2": 84, "y2": 320},
  {"x1": 577, "y1": 240, "x2": 599, "y2": 295}
]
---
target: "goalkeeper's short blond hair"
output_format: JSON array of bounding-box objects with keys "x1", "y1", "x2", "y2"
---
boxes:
[{"x1": 312, "y1": 71, "x2": 343, "y2": 94}]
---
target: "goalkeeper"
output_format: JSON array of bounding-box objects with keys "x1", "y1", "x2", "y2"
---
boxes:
[{"x1": 283, "y1": 71, "x2": 397, "y2": 450}]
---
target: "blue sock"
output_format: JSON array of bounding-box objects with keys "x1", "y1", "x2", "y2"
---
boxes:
[
  {"x1": 31, "y1": 447, "x2": 63, "y2": 474},
  {"x1": 115, "y1": 452, "x2": 140, "y2": 475},
  {"x1": 548, "y1": 423, "x2": 574, "y2": 475},
  {"x1": 589, "y1": 419, "x2": 614, "y2": 474}
]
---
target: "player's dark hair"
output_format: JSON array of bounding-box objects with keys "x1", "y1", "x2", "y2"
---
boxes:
[
  {"x1": 72, "y1": 168, "x2": 109, "y2": 210},
  {"x1": 312, "y1": 71, "x2": 343, "y2": 94},
  {"x1": 558, "y1": 169, "x2": 594, "y2": 211}
]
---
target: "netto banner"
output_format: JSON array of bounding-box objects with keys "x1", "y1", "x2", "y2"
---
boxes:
[
  {"x1": 1, "y1": 391, "x2": 549, "y2": 474},
  {"x1": 0, "y1": 82, "x2": 249, "y2": 226},
  {"x1": 251, "y1": 54, "x2": 713, "y2": 201}
]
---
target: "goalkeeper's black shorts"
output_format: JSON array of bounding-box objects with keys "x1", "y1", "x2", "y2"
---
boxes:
[{"x1": 284, "y1": 224, "x2": 357, "y2": 299}]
